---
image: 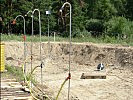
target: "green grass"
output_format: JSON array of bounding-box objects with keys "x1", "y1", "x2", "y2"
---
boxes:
[
  {"x1": 1, "y1": 65, "x2": 36, "y2": 83},
  {"x1": 1, "y1": 34, "x2": 68, "y2": 42},
  {"x1": 1, "y1": 34, "x2": 133, "y2": 46},
  {"x1": 1, "y1": 65, "x2": 24, "y2": 82}
]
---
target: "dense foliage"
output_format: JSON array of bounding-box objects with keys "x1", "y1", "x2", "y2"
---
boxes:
[{"x1": 0, "y1": 0, "x2": 133, "y2": 38}]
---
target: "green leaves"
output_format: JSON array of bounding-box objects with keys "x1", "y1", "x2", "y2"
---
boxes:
[
  {"x1": 104, "y1": 16, "x2": 133, "y2": 37},
  {"x1": 0, "y1": 0, "x2": 133, "y2": 38}
]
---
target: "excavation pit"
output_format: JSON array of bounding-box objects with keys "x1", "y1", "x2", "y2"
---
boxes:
[{"x1": 3, "y1": 42, "x2": 133, "y2": 100}]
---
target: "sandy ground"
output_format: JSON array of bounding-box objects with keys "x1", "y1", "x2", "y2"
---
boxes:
[
  {"x1": 32, "y1": 57, "x2": 133, "y2": 100},
  {"x1": 4, "y1": 42, "x2": 133, "y2": 100}
]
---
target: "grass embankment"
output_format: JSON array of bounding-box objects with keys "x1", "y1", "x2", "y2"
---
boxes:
[{"x1": 1, "y1": 34, "x2": 133, "y2": 46}]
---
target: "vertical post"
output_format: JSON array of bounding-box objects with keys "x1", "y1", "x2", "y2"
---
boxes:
[
  {"x1": 25, "y1": 10, "x2": 34, "y2": 86},
  {"x1": 48, "y1": 15, "x2": 50, "y2": 57},
  {"x1": 26, "y1": 9, "x2": 42, "y2": 85},
  {"x1": 68, "y1": 3, "x2": 72, "y2": 100},
  {"x1": 23, "y1": 17, "x2": 26, "y2": 76},
  {"x1": 39, "y1": 10, "x2": 43, "y2": 85},
  {"x1": 46, "y1": 10, "x2": 51, "y2": 58},
  {"x1": 54, "y1": 32, "x2": 55, "y2": 42},
  {"x1": 32, "y1": 9, "x2": 42, "y2": 85},
  {"x1": 31, "y1": 14, "x2": 33, "y2": 85},
  {"x1": 60, "y1": 2, "x2": 72, "y2": 100}
]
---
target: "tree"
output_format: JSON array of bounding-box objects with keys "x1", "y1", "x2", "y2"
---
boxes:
[{"x1": 125, "y1": 0, "x2": 133, "y2": 20}]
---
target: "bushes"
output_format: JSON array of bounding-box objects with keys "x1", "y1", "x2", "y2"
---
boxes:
[
  {"x1": 104, "y1": 16, "x2": 133, "y2": 38},
  {"x1": 1, "y1": 0, "x2": 133, "y2": 40},
  {"x1": 85, "y1": 19, "x2": 105, "y2": 37},
  {"x1": 83, "y1": 16, "x2": 133, "y2": 40},
  {"x1": 72, "y1": 28, "x2": 91, "y2": 38}
]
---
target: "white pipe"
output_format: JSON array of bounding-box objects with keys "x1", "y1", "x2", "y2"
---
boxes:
[
  {"x1": 26, "y1": 9, "x2": 42, "y2": 85},
  {"x1": 54, "y1": 32, "x2": 55, "y2": 42},
  {"x1": 60, "y1": 2, "x2": 72, "y2": 100},
  {"x1": 15, "y1": 15, "x2": 26, "y2": 76},
  {"x1": 32, "y1": 9, "x2": 42, "y2": 85}
]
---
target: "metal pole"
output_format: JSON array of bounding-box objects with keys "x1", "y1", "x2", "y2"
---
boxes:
[
  {"x1": 48, "y1": 15, "x2": 50, "y2": 57},
  {"x1": 26, "y1": 9, "x2": 42, "y2": 85},
  {"x1": 48, "y1": 15, "x2": 49, "y2": 42},
  {"x1": 60, "y1": 2, "x2": 72, "y2": 100},
  {"x1": 46, "y1": 10, "x2": 51, "y2": 58},
  {"x1": 39, "y1": 10, "x2": 42, "y2": 85},
  {"x1": 32, "y1": 9, "x2": 42, "y2": 62},
  {"x1": 29, "y1": 12, "x2": 34, "y2": 88},
  {"x1": 32, "y1": 9, "x2": 42, "y2": 85},
  {"x1": 25, "y1": 10, "x2": 33, "y2": 85},
  {"x1": 24, "y1": 17, "x2": 26, "y2": 76},
  {"x1": 15, "y1": 15, "x2": 26, "y2": 76},
  {"x1": 69, "y1": 4, "x2": 72, "y2": 100}
]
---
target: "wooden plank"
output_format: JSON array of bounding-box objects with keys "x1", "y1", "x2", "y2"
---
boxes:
[
  {"x1": 1, "y1": 96, "x2": 32, "y2": 100},
  {"x1": 1, "y1": 78, "x2": 32, "y2": 100},
  {"x1": 1, "y1": 79, "x2": 16, "y2": 82},
  {"x1": 80, "y1": 71, "x2": 106, "y2": 79},
  {"x1": 14, "y1": 96, "x2": 32, "y2": 100}
]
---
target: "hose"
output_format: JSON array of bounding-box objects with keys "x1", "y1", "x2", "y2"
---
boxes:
[
  {"x1": 21, "y1": 59, "x2": 52, "y2": 100},
  {"x1": 56, "y1": 79, "x2": 67, "y2": 100},
  {"x1": 22, "y1": 64, "x2": 39, "y2": 100},
  {"x1": 56, "y1": 74, "x2": 70, "y2": 100}
]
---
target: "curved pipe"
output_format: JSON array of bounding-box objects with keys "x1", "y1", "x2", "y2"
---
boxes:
[
  {"x1": 25, "y1": 10, "x2": 34, "y2": 78},
  {"x1": 32, "y1": 9, "x2": 42, "y2": 64},
  {"x1": 26, "y1": 9, "x2": 42, "y2": 84},
  {"x1": 15, "y1": 15, "x2": 26, "y2": 35},
  {"x1": 60, "y1": 2, "x2": 72, "y2": 75},
  {"x1": 60, "y1": 2, "x2": 72, "y2": 100},
  {"x1": 14, "y1": 15, "x2": 26, "y2": 75},
  {"x1": 25, "y1": 10, "x2": 32, "y2": 16}
]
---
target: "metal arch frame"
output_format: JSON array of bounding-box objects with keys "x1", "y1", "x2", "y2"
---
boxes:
[
  {"x1": 14, "y1": 15, "x2": 26, "y2": 76},
  {"x1": 60, "y1": 2, "x2": 72, "y2": 100}
]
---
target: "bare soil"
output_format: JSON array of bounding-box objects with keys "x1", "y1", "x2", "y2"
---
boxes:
[{"x1": 4, "y1": 42, "x2": 133, "y2": 100}]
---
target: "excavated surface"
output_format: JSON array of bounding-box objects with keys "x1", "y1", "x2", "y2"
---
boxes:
[{"x1": 4, "y1": 42, "x2": 133, "y2": 100}]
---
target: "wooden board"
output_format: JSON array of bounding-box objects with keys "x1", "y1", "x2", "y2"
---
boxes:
[
  {"x1": 80, "y1": 71, "x2": 106, "y2": 79},
  {"x1": 1, "y1": 79, "x2": 32, "y2": 100}
]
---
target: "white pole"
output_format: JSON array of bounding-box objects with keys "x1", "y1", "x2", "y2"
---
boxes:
[
  {"x1": 60, "y1": 2, "x2": 72, "y2": 100},
  {"x1": 15, "y1": 15, "x2": 26, "y2": 76},
  {"x1": 26, "y1": 9, "x2": 42, "y2": 85},
  {"x1": 32, "y1": 9, "x2": 43, "y2": 85},
  {"x1": 54, "y1": 32, "x2": 55, "y2": 42},
  {"x1": 46, "y1": 10, "x2": 51, "y2": 58}
]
